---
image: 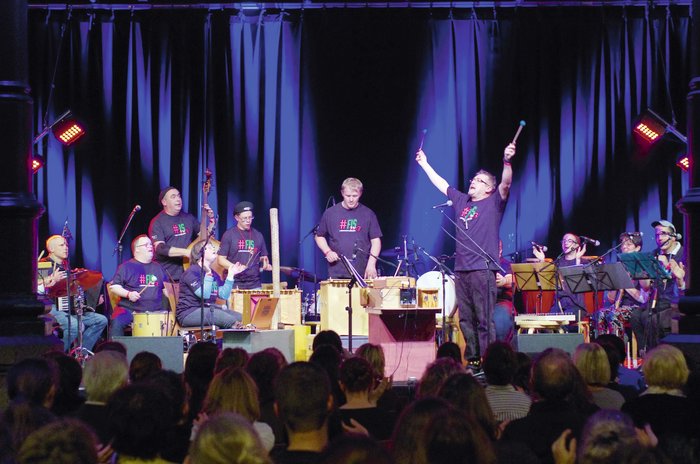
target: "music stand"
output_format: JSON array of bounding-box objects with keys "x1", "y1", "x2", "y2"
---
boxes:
[
  {"x1": 511, "y1": 262, "x2": 557, "y2": 313},
  {"x1": 339, "y1": 255, "x2": 368, "y2": 353}
]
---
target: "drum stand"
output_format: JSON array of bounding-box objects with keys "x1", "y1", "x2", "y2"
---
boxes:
[{"x1": 69, "y1": 285, "x2": 94, "y2": 365}]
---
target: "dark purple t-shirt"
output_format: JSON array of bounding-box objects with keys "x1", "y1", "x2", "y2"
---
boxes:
[
  {"x1": 148, "y1": 211, "x2": 200, "y2": 281},
  {"x1": 447, "y1": 186, "x2": 506, "y2": 271},
  {"x1": 316, "y1": 203, "x2": 383, "y2": 279},
  {"x1": 112, "y1": 259, "x2": 169, "y2": 312},
  {"x1": 218, "y1": 226, "x2": 268, "y2": 289}
]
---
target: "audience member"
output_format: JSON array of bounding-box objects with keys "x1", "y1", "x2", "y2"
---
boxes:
[
  {"x1": 391, "y1": 397, "x2": 452, "y2": 464},
  {"x1": 482, "y1": 341, "x2": 531, "y2": 422},
  {"x1": 186, "y1": 412, "x2": 271, "y2": 464},
  {"x1": 512, "y1": 351, "x2": 532, "y2": 394},
  {"x1": 270, "y1": 362, "x2": 333, "y2": 463},
  {"x1": 592, "y1": 337, "x2": 640, "y2": 401},
  {"x1": 416, "y1": 357, "x2": 464, "y2": 398},
  {"x1": 309, "y1": 344, "x2": 344, "y2": 408},
  {"x1": 246, "y1": 350, "x2": 287, "y2": 445},
  {"x1": 214, "y1": 347, "x2": 249, "y2": 374},
  {"x1": 354, "y1": 343, "x2": 400, "y2": 413},
  {"x1": 200, "y1": 367, "x2": 274, "y2": 451},
  {"x1": 319, "y1": 433, "x2": 392, "y2": 464},
  {"x1": 184, "y1": 342, "x2": 220, "y2": 423},
  {"x1": 42, "y1": 352, "x2": 85, "y2": 416},
  {"x1": 438, "y1": 372, "x2": 498, "y2": 440},
  {"x1": 129, "y1": 351, "x2": 163, "y2": 383},
  {"x1": 436, "y1": 341, "x2": 463, "y2": 365},
  {"x1": 16, "y1": 418, "x2": 98, "y2": 464},
  {"x1": 594, "y1": 334, "x2": 645, "y2": 393},
  {"x1": 92, "y1": 339, "x2": 128, "y2": 356},
  {"x1": 573, "y1": 343, "x2": 625, "y2": 410},
  {"x1": 312, "y1": 330, "x2": 343, "y2": 355},
  {"x1": 73, "y1": 350, "x2": 129, "y2": 446}
]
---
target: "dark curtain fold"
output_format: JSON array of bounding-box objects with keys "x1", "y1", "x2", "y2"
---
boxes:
[{"x1": 28, "y1": 6, "x2": 691, "y2": 281}]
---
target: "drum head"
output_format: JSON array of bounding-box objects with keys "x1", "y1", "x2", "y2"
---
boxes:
[{"x1": 416, "y1": 271, "x2": 456, "y2": 313}]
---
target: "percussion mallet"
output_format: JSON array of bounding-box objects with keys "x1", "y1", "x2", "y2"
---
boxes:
[
  {"x1": 511, "y1": 120, "x2": 526, "y2": 145},
  {"x1": 138, "y1": 276, "x2": 157, "y2": 295}
]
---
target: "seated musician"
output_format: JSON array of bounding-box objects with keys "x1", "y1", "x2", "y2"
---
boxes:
[
  {"x1": 533, "y1": 233, "x2": 590, "y2": 320},
  {"x1": 37, "y1": 235, "x2": 108, "y2": 352},
  {"x1": 176, "y1": 240, "x2": 246, "y2": 328},
  {"x1": 606, "y1": 232, "x2": 649, "y2": 345},
  {"x1": 109, "y1": 235, "x2": 170, "y2": 336}
]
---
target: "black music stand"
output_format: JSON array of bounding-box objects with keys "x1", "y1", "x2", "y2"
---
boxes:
[
  {"x1": 618, "y1": 252, "x2": 671, "y2": 349},
  {"x1": 339, "y1": 254, "x2": 368, "y2": 353},
  {"x1": 511, "y1": 262, "x2": 557, "y2": 313}
]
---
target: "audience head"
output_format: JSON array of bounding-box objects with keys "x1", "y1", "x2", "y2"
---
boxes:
[
  {"x1": 6, "y1": 358, "x2": 58, "y2": 408},
  {"x1": 312, "y1": 330, "x2": 343, "y2": 354},
  {"x1": 141, "y1": 369, "x2": 187, "y2": 423},
  {"x1": 261, "y1": 347, "x2": 288, "y2": 368},
  {"x1": 391, "y1": 397, "x2": 452, "y2": 464},
  {"x1": 185, "y1": 342, "x2": 220, "y2": 421},
  {"x1": 425, "y1": 408, "x2": 495, "y2": 464},
  {"x1": 643, "y1": 344, "x2": 689, "y2": 390},
  {"x1": 107, "y1": 384, "x2": 174, "y2": 460},
  {"x1": 436, "y1": 342, "x2": 463, "y2": 365},
  {"x1": 309, "y1": 344, "x2": 343, "y2": 405},
  {"x1": 483, "y1": 341, "x2": 517, "y2": 386},
  {"x1": 92, "y1": 340, "x2": 127, "y2": 356},
  {"x1": 531, "y1": 348, "x2": 575, "y2": 401},
  {"x1": 594, "y1": 334, "x2": 626, "y2": 361},
  {"x1": 574, "y1": 343, "x2": 612, "y2": 386},
  {"x1": 438, "y1": 372, "x2": 497, "y2": 440},
  {"x1": 417, "y1": 357, "x2": 464, "y2": 398},
  {"x1": 129, "y1": 351, "x2": 163, "y2": 383},
  {"x1": 320, "y1": 433, "x2": 392, "y2": 464},
  {"x1": 593, "y1": 337, "x2": 623, "y2": 381},
  {"x1": 187, "y1": 412, "x2": 271, "y2": 464},
  {"x1": 17, "y1": 418, "x2": 98, "y2": 464},
  {"x1": 42, "y1": 352, "x2": 83, "y2": 415},
  {"x1": 339, "y1": 356, "x2": 374, "y2": 395},
  {"x1": 83, "y1": 350, "x2": 129, "y2": 403},
  {"x1": 273, "y1": 362, "x2": 331, "y2": 433},
  {"x1": 246, "y1": 350, "x2": 284, "y2": 405},
  {"x1": 577, "y1": 410, "x2": 638, "y2": 464},
  {"x1": 202, "y1": 367, "x2": 260, "y2": 423},
  {"x1": 214, "y1": 348, "x2": 249, "y2": 374},
  {"x1": 355, "y1": 343, "x2": 386, "y2": 379},
  {"x1": 512, "y1": 351, "x2": 532, "y2": 393}
]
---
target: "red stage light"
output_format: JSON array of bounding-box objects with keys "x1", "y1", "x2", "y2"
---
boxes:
[
  {"x1": 32, "y1": 156, "x2": 44, "y2": 173},
  {"x1": 633, "y1": 114, "x2": 666, "y2": 144},
  {"x1": 52, "y1": 119, "x2": 86, "y2": 146},
  {"x1": 676, "y1": 154, "x2": 691, "y2": 172}
]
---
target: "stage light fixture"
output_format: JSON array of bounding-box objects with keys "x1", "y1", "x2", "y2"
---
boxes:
[
  {"x1": 633, "y1": 109, "x2": 667, "y2": 145},
  {"x1": 31, "y1": 155, "x2": 44, "y2": 174},
  {"x1": 676, "y1": 154, "x2": 691, "y2": 172},
  {"x1": 52, "y1": 117, "x2": 86, "y2": 146}
]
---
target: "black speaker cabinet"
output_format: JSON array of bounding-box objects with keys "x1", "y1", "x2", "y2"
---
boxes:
[
  {"x1": 516, "y1": 333, "x2": 584, "y2": 356},
  {"x1": 660, "y1": 334, "x2": 700, "y2": 370},
  {"x1": 112, "y1": 336, "x2": 183, "y2": 373}
]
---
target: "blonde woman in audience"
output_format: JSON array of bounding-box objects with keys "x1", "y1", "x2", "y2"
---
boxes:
[
  {"x1": 186, "y1": 412, "x2": 271, "y2": 464},
  {"x1": 199, "y1": 367, "x2": 275, "y2": 451},
  {"x1": 573, "y1": 343, "x2": 625, "y2": 410}
]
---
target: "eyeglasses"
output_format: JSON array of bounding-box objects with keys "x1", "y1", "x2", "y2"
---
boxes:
[
  {"x1": 135, "y1": 243, "x2": 153, "y2": 248},
  {"x1": 561, "y1": 239, "x2": 578, "y2": 245},
  {"x1": 654, "y1": 232, "x2": 671, "y2": 237},
  {"x1": 239, "y1": 216, "x2": 254, "y2": 222},
  {"x1": 470, "y1": 177, "x2": 490, "y2": 186}
]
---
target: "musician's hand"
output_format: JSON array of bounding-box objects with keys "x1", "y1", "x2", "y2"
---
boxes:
[
  {"x1": 203, "y1": 203, "x2": 215, "y2": 219},
  {"x1": 496, "y1": 273, "x2": 506, "y2": 287},
  {"x1": 261, "y1": 256, "x2": 273, "y2": 271},
  {"x1": 364, "y1": 264, "x2": 378, "y2": 280},
  {"x1": 668, "y1": 259, "x2": 685, "y2": 279},
  {"x1": 127, "y1": 291, "x2": 141, "y2": 302},
  {"x1": 533, "y1": 246, "x2": 546, "y2": 262},
  {"x1": 575, "y1": 243, "x2": 587, "y2": 260},
  {"x1": 47, "y1": 270, "x2": 67, "y2": 287},
  {"x1": 415, "y1": 149, "x2": 428, "y2": 165},
  {"x1": 325, "y1": 251, "x2": 340, "y2": 263},
  {"x1": 228, "y1": 263, "x2": 247, "y2": 278},
  {"x1": 504, "y1": 143, "x2": 516, "y2": 161}
]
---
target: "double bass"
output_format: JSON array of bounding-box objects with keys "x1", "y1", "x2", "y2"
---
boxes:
[{"x1": 183, "y1": 169, "x2": 225, "y2": 276}]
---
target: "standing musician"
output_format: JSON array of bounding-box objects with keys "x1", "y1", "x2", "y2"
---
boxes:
[
  {"x1": 109, "y1": 235, "x2": 170, "y2": 336},
  {"x1": 650, "y1": 219, "x2": 686, "y2": 342},
  {"x1": 177, "y1": 240, "x2": 246, "y2": 328},
  {"x1": 38, "y1": 235, "x2": 108, "y2": 352},
  {"x1": 217, "y1": 201, "x2": 272, "y2": 289},
  {"x1": 149, "y1": 186, "x2": 214, "y2": 283},
  {"x1": 415, "y1": 143, "x2": 516, "y2": 361},
  {"x1": 314, "y1": 178, "x2": 382, "y2": 279}
]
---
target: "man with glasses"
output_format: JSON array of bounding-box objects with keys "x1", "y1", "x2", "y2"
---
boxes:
[
  {"x1": 415, "y1": 142, "x2": 516, "y2": 362},
  {"x1": 217, "y1": 201, "x2": 272, "y2": 289},
  {"x1": 650, "y1": 219, "x2": 686, "y2": 341},
  {"x1": 109, "y1": 235, "x2": 170, "y2": 336},
  {"x1": 149, "y1": 186, "x2": 213, "y2": 283}
]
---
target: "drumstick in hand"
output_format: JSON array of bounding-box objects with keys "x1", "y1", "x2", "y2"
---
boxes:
[
  {"x1": 512, "y1": 120, "x2": 526, "y2": 145},
  {"x1": 138, "y1": 276, "x2": 158, "y2": 295}
]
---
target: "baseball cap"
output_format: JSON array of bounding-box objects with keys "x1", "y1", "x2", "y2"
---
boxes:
[
  {"x1": 651, "y1": 219, "x2": 676, "y2": 235},
  {"x1": 158, "y1": 186, "x2": 177, "y2": 204},
  {"x1": 234, "y1": 201, "x2": 254, "y2": 215}
]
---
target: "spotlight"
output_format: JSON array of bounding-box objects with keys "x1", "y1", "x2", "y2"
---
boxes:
[
  {"x1": 31, "y1": 155, "x2": 44, "y2": 174},
  {"x1": 633, "y1": 108, "x2": 687, "y2": 147},
  {"x1": 52, "y1": 117, "x2": 86, "y2": 146},
  {"x1": 676, "y1": 154, "x2": 691, "y2": 172}
]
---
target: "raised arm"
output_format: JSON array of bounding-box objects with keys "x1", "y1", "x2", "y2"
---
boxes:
[
  {"x1": 499, "y1": 143, "x2": 516, "y2": 199},
  {"x1": 415, "y1": 149, "x2": 449, "y2": 195}
]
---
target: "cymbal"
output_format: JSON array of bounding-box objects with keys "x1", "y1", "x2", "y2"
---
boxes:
[
  {"x1": 46, "y1": 269, "x2": 103, "y2": 298},
  {"x1": 279, "y1": 266, "x2": 319, "y2": 283}
]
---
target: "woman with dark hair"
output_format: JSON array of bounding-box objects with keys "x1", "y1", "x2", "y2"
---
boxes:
[
  {"x1": 129, "y1": 351, "x2": 163, "y2": 383},
  {"x1": 438, "y1": 373, "x2": 498, "y2": 440},
  {"x1": 246, "y1": 349, "x2": 286, "y2": 445},
  {"x1": 184, "y1": 342, "x2": 220, "y2": 423},
  {"x1": 337, "y1": 357, "x2": 396, "y2": 441}
]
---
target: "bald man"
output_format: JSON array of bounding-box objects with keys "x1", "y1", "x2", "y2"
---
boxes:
[{"x1": 38, "y1": 235, "x2": 108, "y2": 352}]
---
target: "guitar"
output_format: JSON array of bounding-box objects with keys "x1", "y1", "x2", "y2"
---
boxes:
[{"x1": 183, "y1": 169, "x2": 225, "y2": 276}]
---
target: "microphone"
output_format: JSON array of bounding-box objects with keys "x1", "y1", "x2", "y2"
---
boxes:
[
  {"x1": 352, "y1": 241, "x2": 358, "y2": 260},
  {"x1": 580, "y1": 235, "x2": 601, "y2": 246},
  {"x1": 131, "y1": 204, "x2": 142, "y2": 215},
  {"x1": 531, "y1": 241, "x2": 548, "y2": 253},
  {"x1": 432, "y1": 200, "x2": 453, "y2": 209}
]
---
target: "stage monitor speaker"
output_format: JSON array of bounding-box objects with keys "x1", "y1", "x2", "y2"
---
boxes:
[
  {"x1": 516, "y1": 333, "x2": 584, "y2": 356},
  {"x1": 660, "y1": 334, "x2": 700, "y2": 370},
  {"x1": 112, "y1": 336, "x2": 183, "y2": 373}
]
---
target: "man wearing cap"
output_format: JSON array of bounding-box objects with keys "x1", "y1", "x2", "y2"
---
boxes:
[
  {"x1": 148, "y1": 186, "x2": 213, "y2": 283},
  {"x1": 650, "y1": 219, "x2": 686, "y2": 342},
  {"x1": 109, "y1": 235, "x2": 170, "y2": 336},
  {"x1": 217, "y1": 201, "x2": 272, "y2": 289},
  {"x1": 314, "y1": 178, "x2": 382, "y2": 280}
]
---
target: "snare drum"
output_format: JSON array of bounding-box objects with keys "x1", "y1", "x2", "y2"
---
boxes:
[
  {"x1": 132, "y1": 311, "x2": 169, "y2": 337},
  {"x1": 416, "y1": 271, "x2": 457, "y2": 315}
]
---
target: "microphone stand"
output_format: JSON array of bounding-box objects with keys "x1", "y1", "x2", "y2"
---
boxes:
[
  {"x1": 113, "y1": 208, "x2": 139, "y2": 264},
  {"x1": 418, "y1": 246, "x2": 457, "y2": 343},
  {"x1": 354, "y1": 246, "x2": 398, "y2": 271},
  {"x1": 199, "y1": 231, "x2": 216, "y2": 343},
  {"x1": 299, "y1": 224, "x2": 320, "y2": 321}
]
